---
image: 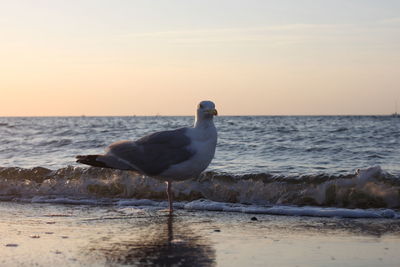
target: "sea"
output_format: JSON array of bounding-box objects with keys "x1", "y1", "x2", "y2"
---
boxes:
[{"x1": 0, "y1": 115, "x2": 399, "y2": 218}]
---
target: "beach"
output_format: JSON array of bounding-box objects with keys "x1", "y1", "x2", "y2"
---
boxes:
[
  {"x1": 2, "y1": 0, "x2": 400, "y2": 265},
  {"x1": 1, "y1": 116, "x2": 399, "y2": 266},
  {"x1": 1, "y1": 201, "x2": 399, "y2": 266}
]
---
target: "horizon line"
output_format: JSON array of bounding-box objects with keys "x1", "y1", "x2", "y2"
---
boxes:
[{"x1": 0, "y1": 114, "x2": 396, "y2": 118}]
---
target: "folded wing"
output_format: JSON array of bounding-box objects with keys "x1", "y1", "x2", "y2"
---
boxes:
[{"x1": 78, "y1": 128, "x2": 194, "y2": 176}]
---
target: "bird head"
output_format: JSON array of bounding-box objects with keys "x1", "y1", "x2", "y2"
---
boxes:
[{"x1": 197, "y1": 100, "x2": 218, "y2": 120}]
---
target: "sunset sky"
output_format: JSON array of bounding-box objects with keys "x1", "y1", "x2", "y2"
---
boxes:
[{"x1": 1, "y1": 0, "x2": 399, "y2": 116}]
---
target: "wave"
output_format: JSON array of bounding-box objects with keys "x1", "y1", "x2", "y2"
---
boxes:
[
  {"x1": 2, "y1": 197, "x2": 396, "y2": 219},
  {"x1": 0, "y1": 165, "x2": 399, "y2": 216},
  {"x1": 330, "y1": 127, "x2": 349, "y2": 133},
  {"x1": 38, "y1": 138, "x2": 73, "y2": 147}
]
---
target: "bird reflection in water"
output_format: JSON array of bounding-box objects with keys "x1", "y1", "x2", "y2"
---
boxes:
[{"x1": 87, "y1": 213, "x2": 216, "y2": 266}]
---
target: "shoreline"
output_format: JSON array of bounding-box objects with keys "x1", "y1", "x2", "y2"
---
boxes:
[{"x1": 1, "y1": 202, "x2": 400, "y2": 266}]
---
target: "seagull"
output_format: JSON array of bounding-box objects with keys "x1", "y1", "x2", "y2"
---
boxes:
[{"x1": 76, "y1": 100, "x2": 218, "y2": 213}]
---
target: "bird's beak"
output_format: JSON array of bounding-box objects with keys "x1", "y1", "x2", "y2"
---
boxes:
[{"x1": 207, "y1": 109, "x2": 218, "y2": 116}]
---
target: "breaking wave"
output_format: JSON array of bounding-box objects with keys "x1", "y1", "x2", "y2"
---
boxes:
[{"x1": 0, "y1": 165, "x2": 399, "y2": 218}]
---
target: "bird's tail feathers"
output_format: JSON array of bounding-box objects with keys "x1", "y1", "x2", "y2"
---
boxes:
[
  {"x1": 76, "y1": 154, "x2": 138, "y2": 171},
  {"x1": 76, "y1": 154, "x2": 111, "y2": 168}
]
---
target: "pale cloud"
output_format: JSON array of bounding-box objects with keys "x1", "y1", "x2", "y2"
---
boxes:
[
  {"x1": 118, "y1": 23, "x2": 351, "y2": 47},
  {"x1": 377, "y1": 17, "x2": 400, "y2": 25},
  {"x1": 118, "y1": 22, "x2": 392, "y2": 49},
  {"x1": 124, "y1": 23, "x2": 340, "y2": 38}
]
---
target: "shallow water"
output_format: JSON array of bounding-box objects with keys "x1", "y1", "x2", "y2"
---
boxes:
[{"x1": 1, "y1": 202, "x2": 400, "y2": 266}]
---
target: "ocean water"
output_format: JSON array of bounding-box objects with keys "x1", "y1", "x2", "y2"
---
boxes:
[{"x1": 0, "y1": 116, "x2": 399, "y2": 218}]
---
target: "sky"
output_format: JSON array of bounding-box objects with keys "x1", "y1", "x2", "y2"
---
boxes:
[{"x1": 1, "y1": 0, "x2": 399, "y2": 116}]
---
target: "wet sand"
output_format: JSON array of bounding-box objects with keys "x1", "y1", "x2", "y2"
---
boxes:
[{"x1": 1, "y1": 202, "x2": 400, "y2": 266}]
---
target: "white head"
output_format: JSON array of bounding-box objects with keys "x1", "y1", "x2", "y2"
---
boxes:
[{"x1": 196, "y1": 100, "x2": 218, "y2": 121}]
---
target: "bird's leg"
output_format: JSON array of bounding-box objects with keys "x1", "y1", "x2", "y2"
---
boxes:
[{"x1": 166, "y1": 181, "x2": 173, "y2": 213}]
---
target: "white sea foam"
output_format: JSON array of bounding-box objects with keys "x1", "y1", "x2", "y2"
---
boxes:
[
  {"x1": 13, "y1": 196, "x2": 398, "y2": 219},
  {"x1": 182, "y1": 199, "x2": 398, "y2": 218}
]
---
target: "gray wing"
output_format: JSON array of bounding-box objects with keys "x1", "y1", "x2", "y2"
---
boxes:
[{"x1": 103, "y1": 128, "x2": 194, "y2": 176}]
